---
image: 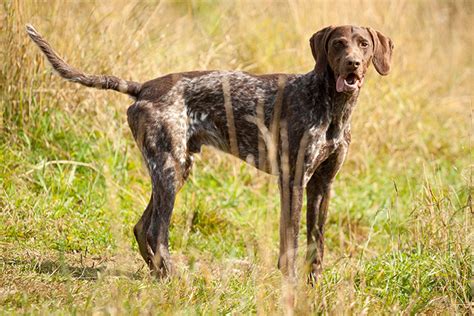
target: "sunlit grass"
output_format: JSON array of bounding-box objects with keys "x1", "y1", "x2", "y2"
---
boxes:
[{"x1": 1, "y1": 0, "x2": 472, "y2": 314}]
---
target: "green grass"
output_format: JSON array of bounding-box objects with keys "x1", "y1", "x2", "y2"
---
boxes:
[{"x1": 1, "y1": 0, "x2": 472, "y2": 314}]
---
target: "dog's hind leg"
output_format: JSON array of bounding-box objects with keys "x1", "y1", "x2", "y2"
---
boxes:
[
  {"x1": 134, "y1": 194, "x2": 153, "y2": 265},
  {"x1": 144, "y1": 150, "x2": 189, "y2": 278},
  {"x1": 134, "y1": 154, "x2": 193, "y2": 270}
]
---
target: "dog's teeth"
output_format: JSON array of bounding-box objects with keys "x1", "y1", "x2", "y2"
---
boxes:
[{"x1": 200, "y1": 113, "x2": 208, "y2": 120}]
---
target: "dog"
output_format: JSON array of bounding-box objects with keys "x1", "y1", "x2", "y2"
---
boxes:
[{"x1": 26, "y1": 24, "x2": 393, "y2": 281}]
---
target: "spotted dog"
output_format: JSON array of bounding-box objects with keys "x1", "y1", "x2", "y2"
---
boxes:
[{"x1": 26, "y1": 24, "x2": 393, "y2": 281}]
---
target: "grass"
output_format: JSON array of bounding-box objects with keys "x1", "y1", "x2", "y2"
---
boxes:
[{"x1": 1, "y1": 0, "x2": 472, "y2": 314}]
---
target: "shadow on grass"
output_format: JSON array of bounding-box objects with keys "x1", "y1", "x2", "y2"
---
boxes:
[
  {"x1": 34, "y1": 259, "x2": 105, "y2": 280},
  {"x1": 1, "y1": 256, "x2": 144, "y2": 281}
]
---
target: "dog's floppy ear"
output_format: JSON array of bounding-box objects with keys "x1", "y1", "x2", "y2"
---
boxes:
[
  {"x1": 367, "y1": 28, "x2": 394, "y2": 75},
  {"x1": 310, "y1": 26, "x2": 335, "y2": 74}
]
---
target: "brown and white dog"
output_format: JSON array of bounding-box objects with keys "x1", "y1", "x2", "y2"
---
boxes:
[{"x1": 26, "y1": 24, "x2": 393, "y2": 282}]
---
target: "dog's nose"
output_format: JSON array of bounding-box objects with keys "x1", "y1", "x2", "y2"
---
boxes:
[{"x1": 346, "y1": 58, "x2": 361, "y2": 68}]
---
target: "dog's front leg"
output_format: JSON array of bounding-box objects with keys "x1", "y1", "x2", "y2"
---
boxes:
[
  {"x1": 305, "y1": 146, "x2": 347, "y2": 283},
  {"x1": 305, "y1": 174, "x2": 330, "y2": 284},
  {"x1": 278, "y1": 176, "x2": 304, "y2": 280}
]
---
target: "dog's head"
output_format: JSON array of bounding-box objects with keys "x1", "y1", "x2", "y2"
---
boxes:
[{"x1": 310, "y1": 25, "x2": 394, "y2": 94}]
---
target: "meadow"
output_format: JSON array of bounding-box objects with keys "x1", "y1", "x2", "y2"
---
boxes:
[{"x1": 1, "y1": 0, "x2": 472, "y2": 314}]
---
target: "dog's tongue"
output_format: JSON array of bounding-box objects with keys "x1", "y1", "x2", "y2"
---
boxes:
[{"x1": 336, "y1": 76, "x2": 345, "y2": 93}]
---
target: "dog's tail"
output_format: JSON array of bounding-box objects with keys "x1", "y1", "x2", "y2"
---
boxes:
[{"x1": 26, "y1": 24, "x2": 142, "y2": 98}]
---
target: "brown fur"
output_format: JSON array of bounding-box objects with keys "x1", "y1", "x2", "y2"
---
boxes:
[{"x1": 26, "y1": 24, "x2": 393, "y2": 282}]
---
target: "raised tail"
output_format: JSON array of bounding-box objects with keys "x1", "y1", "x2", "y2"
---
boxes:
[{"x1": 26, "y1": 24, "x2": 142, "y2": 98}]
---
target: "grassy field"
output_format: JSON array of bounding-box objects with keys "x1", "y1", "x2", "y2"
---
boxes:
[{"x1": 1, "y1": 0, "x2": 472, "y2": 314}]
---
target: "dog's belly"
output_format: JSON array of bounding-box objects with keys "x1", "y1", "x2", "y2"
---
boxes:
[{"x1": 186, "y1": 114, "x2": 286, "y2": 175}]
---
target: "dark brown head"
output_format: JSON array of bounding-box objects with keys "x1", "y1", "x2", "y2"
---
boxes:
[{"x1": 310, "y1": 25, "x2": 394, "y2": 94}]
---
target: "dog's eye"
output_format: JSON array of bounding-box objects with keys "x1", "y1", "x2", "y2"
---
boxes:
[
  {"x1": 333, "y1": 40, "x2": 344, "y2": 48},
  {"x1": 360, "y1": 41, "x2": 369, "y2": 48}
]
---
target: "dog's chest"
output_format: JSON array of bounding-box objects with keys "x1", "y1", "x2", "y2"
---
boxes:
[{"x1": 301, "y1": 124, "x2": 348, "y2": 184}]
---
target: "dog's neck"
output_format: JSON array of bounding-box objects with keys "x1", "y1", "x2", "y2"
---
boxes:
[{"x1": 311, "y1": 68, "x2": 359, "y2": 138}]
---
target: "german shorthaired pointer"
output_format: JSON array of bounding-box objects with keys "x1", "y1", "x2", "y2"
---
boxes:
[{"x1": 27, "y1": 24, "x2": 393, "y2": 282}]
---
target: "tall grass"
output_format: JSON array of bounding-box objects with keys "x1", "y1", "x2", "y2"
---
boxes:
[{"x1": 1, "y1": 0, "x2": 472, "y2": 314}]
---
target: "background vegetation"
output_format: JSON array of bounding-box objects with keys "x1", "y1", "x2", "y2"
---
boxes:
[{"x1": 1, "y1": 0, "x2": 472, "y2": 314}]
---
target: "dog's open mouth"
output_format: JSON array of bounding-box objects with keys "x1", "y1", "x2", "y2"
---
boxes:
[{"x1": 336, "y1": 73, "x2": 364, "y2": 93}]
